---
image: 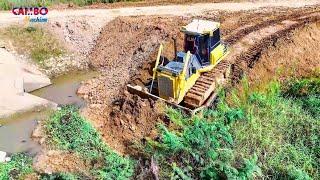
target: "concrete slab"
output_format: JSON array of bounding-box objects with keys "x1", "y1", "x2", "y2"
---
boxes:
[
  {"x1": 0, "y1": 93, "x2": 57, "y2": 118},
  {"x1": 0, "y1": 48, "x2": 56, "y2": 118},
  {"x1": 0, "y1": 48, "x2": 51, "y2": 93}
]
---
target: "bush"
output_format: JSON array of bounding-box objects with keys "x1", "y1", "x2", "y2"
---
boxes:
[{"x1": 44, "y1": 106, "x2": 135, "y2": 179}]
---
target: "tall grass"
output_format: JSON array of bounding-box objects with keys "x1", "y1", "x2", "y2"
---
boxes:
[
  {"x1": 140, "y1": 77, "x2": 319, "y2": 179},
  {"x1": 229, "y1": 78, "x2": 319, "y2": 179},
  {"x1": 142, "y1": 103, "x2": 261, "y2": 179}
]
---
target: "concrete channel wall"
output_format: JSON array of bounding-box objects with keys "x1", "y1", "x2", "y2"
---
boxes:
[{"x1": 0, "y1": 48, "x2": 57, "y2": 118}]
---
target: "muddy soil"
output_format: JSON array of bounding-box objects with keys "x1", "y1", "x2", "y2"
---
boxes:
[{"x1": 79, "y1": 6, "x2": 320, "y2": 154}]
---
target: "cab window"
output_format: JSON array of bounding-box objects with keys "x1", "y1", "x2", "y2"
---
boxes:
[
  {"x1": 184, "y1": 34, "x2": 196, "y2": 54},
  {"x1": 211, "y1": 28, "x2": 221, "y2": 48}
]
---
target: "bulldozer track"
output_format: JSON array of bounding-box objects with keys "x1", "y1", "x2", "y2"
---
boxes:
[
  {"x1": 184, "y1": 13, "x2": 320, "y2": 108},
  {"x1": 225, "y1": 8, "x2": 320, "y2": 45}
]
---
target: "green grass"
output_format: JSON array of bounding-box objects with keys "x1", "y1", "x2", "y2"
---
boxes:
[
  {"x1": 0, "y1": 26, "x2": 64, "y2": 64},
  {"x1": 0, "y1": 153, "x2": 34, "y2": 180},
  {"x1": 44, "y1": 106, "x2": 135, "y2": 179},
  {"x1": 0, "y1": 0, "x2": 139, "y2": 10},
  {"x1": 141, "y1": 102, "x2": 261, "y2": 179},
  {"x1": 229, "y1": 78, "x2": 319, "y2": 179},
  {"x1": 140, "y1": 77, "x2": 319, "y2": 179}
]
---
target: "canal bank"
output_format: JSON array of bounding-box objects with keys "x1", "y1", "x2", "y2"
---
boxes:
[{"x1": 0, "y1": 70, "x2": 99, "y2": 155}]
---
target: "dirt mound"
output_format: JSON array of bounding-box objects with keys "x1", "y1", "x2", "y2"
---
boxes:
[
  {"x1": 247, "y1": 22, "x2": 320, "y2": 89},
  {"x1": 88, "y1": 16, "x2": 188, "y2": 104}
]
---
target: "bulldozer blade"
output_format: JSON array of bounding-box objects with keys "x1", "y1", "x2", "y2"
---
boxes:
[{"x1": 127, "y1": 84, "x2": 218, "y2": 115}]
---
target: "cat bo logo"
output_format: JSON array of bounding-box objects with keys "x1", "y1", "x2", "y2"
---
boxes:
[{"x1": 12, "y1": 7, "x2": 49, "y2": 23}]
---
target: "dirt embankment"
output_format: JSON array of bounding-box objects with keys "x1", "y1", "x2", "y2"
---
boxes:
[
  {"x1": 247, "y1": 22, "x2": 320, "y2": 89},
  {"x1": 78, "y1": 16, "x2": 188, "y2": 153},
  {"x1": 79, "y1": 6, "x2": 320, "y2": 154}
]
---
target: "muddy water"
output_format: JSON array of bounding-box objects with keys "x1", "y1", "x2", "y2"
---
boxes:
[
  {"x1": 31, "y1": 71, "x2": 99, "y2": 107},
  {"x1": 0, "y1": 110, "x2": 51, "y2": 155},
  {"x1": 0, "y1": 70, "x2": 99, "y2": 155}
]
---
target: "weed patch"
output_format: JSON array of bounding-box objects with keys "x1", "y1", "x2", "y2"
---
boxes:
[
  {"x1": 44, "y1": 106, "x2": 135, "y2": 179},
  {"x1": 0, "y1": 26, "x2": 64, "y2": 64},
  {"x1": 0, "y1": 153, "x2": 33, "y2": 180}
]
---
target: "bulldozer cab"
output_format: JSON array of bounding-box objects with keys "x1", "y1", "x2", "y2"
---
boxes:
[{"x1": 182, "y1": 20, "x2": 221, "y2": 66}]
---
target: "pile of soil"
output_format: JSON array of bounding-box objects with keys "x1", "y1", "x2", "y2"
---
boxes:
[{"x1": 78, "y1": 16, "x2": 188, "y2": 153}]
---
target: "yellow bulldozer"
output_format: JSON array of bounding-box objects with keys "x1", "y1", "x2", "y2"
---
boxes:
[{"x1": 128, "y1": 19, "x2": 231, "y2": 114}]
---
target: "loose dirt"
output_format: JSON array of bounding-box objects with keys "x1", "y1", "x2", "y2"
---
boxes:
[
  {"x1": 33, "y1": 150, "x2": 90, "y2": 176},
  {"x1": 78, "y1": 6, "x2": 320, "y2": 154}
]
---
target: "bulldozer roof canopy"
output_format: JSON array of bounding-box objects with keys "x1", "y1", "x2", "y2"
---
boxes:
[{"x1": 181, "y1": 19, "x2": 220, "y2": 35}]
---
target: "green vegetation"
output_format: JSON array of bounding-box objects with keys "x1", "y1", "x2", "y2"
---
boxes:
[
  {"x1": 0, "y1": 26, "x2": 64, "y2": 64},
  {"x1": 141, "y1": 77, "x2": 319, "y2": 179},
  {"x1": 229, "y1": 78, "x2": 319, "y2": 179},
  {"x1": 143, "y1": 102, "x2": 261, "y2": 179},
  {"x1": 0, "y1": 153, "x2": 34, "y2": 180},
  {"x1": 0, "y1": 0, "x2": 140, "y2": 10},
  {"x1": 44, "y1": 106, "x2": 135, "y2": 179},
  {"x1": 1, "y1": 80, "x2": 317, "y2": 180},
  {"x1": 40, "y1": 172, "x2": 81, "y2": 180}
]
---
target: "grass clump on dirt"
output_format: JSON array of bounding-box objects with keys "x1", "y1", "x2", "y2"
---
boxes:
[
  {"x1": 229, "y1": 78, "x2": 320, "y2": 179},
  {"x1": 0, "y1": 26, "x2": 64, "y2": 64},
  {"x1": 142, "y1": 103, "x2": 261, "y2": 179},
  {"x1": 0, "y1": 153, "x2": 34, "y2": 180},
  {"x1": 44, "y1": 106, "x2": 135, "y2": 179}
]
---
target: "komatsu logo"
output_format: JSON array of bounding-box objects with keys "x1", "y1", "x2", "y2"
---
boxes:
[{"x1": 12, "y1": 7, "x2": 48, "y2": 23}]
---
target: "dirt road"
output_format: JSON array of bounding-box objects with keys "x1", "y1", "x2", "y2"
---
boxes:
[
  {"x1": 0, "y1": 1, "x2": 318, "y2": 55},
  {"x1": 0, "y1": 1, "x2": 319, "y2": 25}
]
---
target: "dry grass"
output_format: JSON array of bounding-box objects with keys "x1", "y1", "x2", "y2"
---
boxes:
[{"x1": 0, "y1": 26, "x2": 65, "y2": 64}]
